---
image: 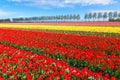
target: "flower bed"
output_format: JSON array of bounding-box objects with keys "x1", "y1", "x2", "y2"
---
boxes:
[{"x1": 0, "y1": 29, "x2": 119, "y2": 79}]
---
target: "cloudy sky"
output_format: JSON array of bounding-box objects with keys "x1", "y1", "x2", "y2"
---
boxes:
[{"x1": 0, "y1": 0, "x2": 120, "y2": 20}]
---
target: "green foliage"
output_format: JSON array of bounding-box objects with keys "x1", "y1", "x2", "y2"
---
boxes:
[
  {"x1": 109, "y1": 18, "x2": 120, "y2": 22},
  {"x1": 59, "y1": 75, "x2": 64, "y2": 80},
  {"x1": 38, "y1": 68, "x2": 44, "y2": 76},
  {"x1": 71, "y1": 76, "x2": 77, "y2": 80},
  {"x1": 17, "y1": 73, "x2": 26, "y2": 80},
  {"x1": 2, "y1": 73, "x2": 8, "y2": 79}
]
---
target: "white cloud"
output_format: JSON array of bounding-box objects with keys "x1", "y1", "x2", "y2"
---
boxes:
[
  {"x1": 27, "y1": 0, "x2": 70, "y2": 8},
  {"x1": 65, "y1": 0, "x2": 115, "y2": 5},
  {"x1": 8, "y1": 0, "x2": 116, "y2": 8},
  {"x1": 8, "y1": 0, "x2": 29, "y2": 2},
  {"x1": 0, "y1": 10, "x2": 21, "y2": 19},
  {"x1": 0, "y1": 10, "x2": 9, "y2": 16}
]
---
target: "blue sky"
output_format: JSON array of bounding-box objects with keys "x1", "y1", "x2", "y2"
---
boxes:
[{"x1": 0, "y1": 0, "x2": 120, "y2": 20}]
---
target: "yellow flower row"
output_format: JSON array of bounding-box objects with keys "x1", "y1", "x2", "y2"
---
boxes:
[{"x1": 0, "y1": 24, "x2": 120, "y2": 33}]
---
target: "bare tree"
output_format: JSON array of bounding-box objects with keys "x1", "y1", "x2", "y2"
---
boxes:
[
  {"x1": 103, "y1": 12, "x2": 107, "y2": 21},
  {"x1": 113, "y1": 11, "x2": 118, "y2": 19},
  {"x1": 97, "y1": 12, "x2": 102, "y2": 21},
  {"x1": 84, "y1": 13, "x2": 88, "y2": 21},
  {"x1": 93, "y1": 12, "x2": 97, "y2": 21},
  {"x1": 88, "y1": 12, "x2": 92, "y2": 21},
  {"x1": 118, "y1": 13, "x2": 120, "y2": 18},
  {"x1": 76, "y1": 14, "x2": 80, "y2": 21},
  {"x1": 108, "y1": 12, "x2": 113, "y2": 19}
]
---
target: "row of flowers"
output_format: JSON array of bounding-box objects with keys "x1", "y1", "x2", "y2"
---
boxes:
[
  {"x1": 1, "y1": 41, "x2": 120, "y2": 79},
  {"x1": 0, "y1": 29, "x2": 120, "y2": 55},
  {"x1": 0, "y1": 24, "x2": 120, "y2": 33},
  {"x1": 0, "y1": 44, "x2": 116, "y2": 80},
  {"x1": 0, "y1": 29, "x2": 120, "y2": 79}
]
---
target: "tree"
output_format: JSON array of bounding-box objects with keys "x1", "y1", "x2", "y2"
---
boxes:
[
  {"x1": 12, "y1": 18, "x2": 16, "y2": 22},
  {"x1": 4, "y1": 14, "x2": 81, "y2": 22},
  {"x1": 63, "y1": 15, "x2": 67, "y2": 22},
  {"x1": 118, "y1": 13, "x2": 120, "y2": 18},
  {"x1": 76, "y1": 14, "x2": 80, "y2": 21},
  {"x1": 57, "y1": 15, "x2": 60, "y2": 22},
  {"x1": 73, "y1": 14, "x2": 76, "y2": 22},
  {"x1": 39, "y1": 17, "x2": 42, "y2": 22},
  {"x1": 60, "y1": 15, "x2": 64, "y2": 22},
  {"x1": 66, "y1": 14, "x2": 69, "y2": 22},
  {"x1": 88, "y1": 12, "x2": 92, "y2": 21},
  {"x1": 108, "y1": 12, "x2": 113, "y2": 19},
  {"x1": 31, "y1": 17, "x2": 37, "y2": 22},
  {"x1": 52, "y1": 16, "x2": 56, "y2": 22},
  {"x1": 69, "y1": 14, "x2": 73, "y2": 22},
  {"x1": 103, "y1": 12, "x2": 107, "y2": 21},
  {"x1": 84, "y1": 13, "x2": 88, "y2": 21},
  {"x1": 93, "y1": 12, "x2": 97, "y2": 21},
  {"x1": 0, "y1": 18, "x2": 11, "y2": 22},
  {"x1": 116, "y1": 18, "x2": 120, "y2": 22},
  {"x1": 113, "y1": 11, "x2": 117, "y2": 19},
  {"x1": 19, "y1": 17, "x2": 24, "y2": 22},
  {"x1": 54, "y1": 15, "x2": 57, "y2": 22},
  {"x1": 25, "y1": 17, "x2": 30, "y2": 22},
  {"x1": 51, "y1": 16, "x2": 54, "y2": 22},
  {"x1": 13, "y1": 18, "x2": 20, "y2": 22},
  {"x1": 43, "y1": 16, "x2": 46, "y2": 22},
  {"x1": 97, "y1": 12, "x2": 102, "y2": 21},
  {"x1": 48, "y1": 16, "x2": 52, "y2": 22}
]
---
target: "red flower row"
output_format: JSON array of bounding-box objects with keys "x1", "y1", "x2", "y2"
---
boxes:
[
  {"x1": 0, "y1": 44, "x2": 115, "y2": 80},
  {"x1": 0, "y1": 29, "x2": 119, "y2": 71}
]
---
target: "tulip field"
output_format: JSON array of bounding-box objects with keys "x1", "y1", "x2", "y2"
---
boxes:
[
  {"x1": 0, "y1": 23, "x2": 120, "y2": 80},
  {"x1": 0, "y1": 23, "x2": 120, "y2": 33}
]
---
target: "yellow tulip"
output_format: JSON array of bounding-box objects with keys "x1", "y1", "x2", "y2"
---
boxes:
[{"x1": 0, "y1": 24, "x2": 120, "y2": 33}]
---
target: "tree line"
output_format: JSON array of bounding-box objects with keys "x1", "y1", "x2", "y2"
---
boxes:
[
  {"x1": 0, "y1": 12, "x2": 120, "y2": 22},
  {"x1": 0, "y1": 14, "x2": 80, "y2": 22},
  {"x1": 0, "y1": 18, "x2": 11, "y2": 22},
  {"x1": 84, "y1": 11, "x2": 120, "y2": 22}
]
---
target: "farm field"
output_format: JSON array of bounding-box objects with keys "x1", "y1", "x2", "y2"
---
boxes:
[
  {"x1": 0, "y1": 22, "x2": 120, "y2": 33},
  {"x1": 0, "y1": 22, "x2": 120, "y2": 80}
]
